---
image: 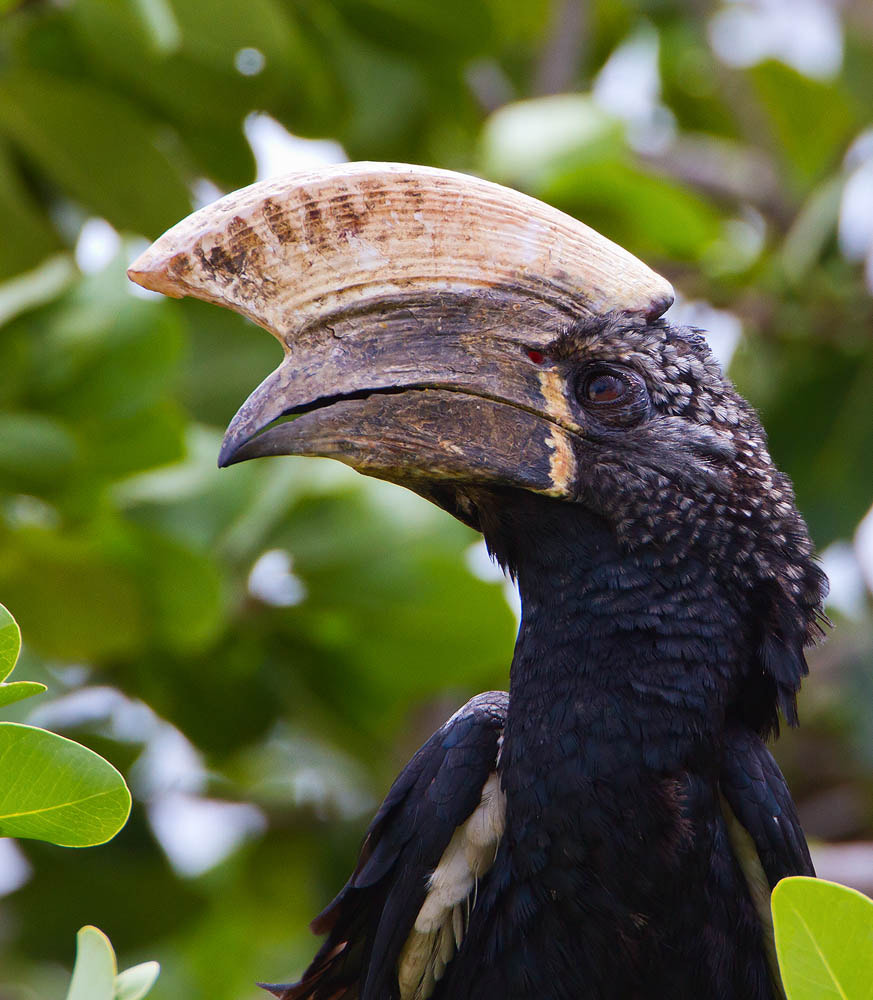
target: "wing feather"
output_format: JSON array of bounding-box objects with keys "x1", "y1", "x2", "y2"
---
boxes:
[
  {"x1": 720, "y1": 727, "x2": 814, "y2": 997},
  {"x1": 267, "y1": 691, "x2": 508, "y2": 1000},
  {"x1": 720, "y1": 728, "x2": 814, "y2": 887}
]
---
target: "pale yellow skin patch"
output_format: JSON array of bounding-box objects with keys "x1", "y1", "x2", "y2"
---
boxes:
[
  {"x1": 537, "y1": 368, "x2": 579, "y2": 496},
  {"x1": 537, "y1": 368, "x2": 577, "y2": 427},
  {"x1": 544, "y1": 431, "x2": 577, "y2": 497}
]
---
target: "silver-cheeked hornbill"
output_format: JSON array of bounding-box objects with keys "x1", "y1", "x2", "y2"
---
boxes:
[{"x1": 130, "y1": 163, "x2": 827, "y2": 1000}]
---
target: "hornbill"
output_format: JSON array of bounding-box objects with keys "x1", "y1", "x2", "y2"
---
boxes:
[{"x1": 130, "y1": 163, "x2": 827, "y2": 1000}]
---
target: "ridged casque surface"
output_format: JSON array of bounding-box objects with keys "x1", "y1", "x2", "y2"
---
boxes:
[{"x1": 128, "y1": 162, "x2": 674, "y2": 343}]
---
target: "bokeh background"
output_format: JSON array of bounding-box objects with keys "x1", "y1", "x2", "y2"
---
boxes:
[{"x1": 1, "y1": 0, "x2": 872, "y2": 996}]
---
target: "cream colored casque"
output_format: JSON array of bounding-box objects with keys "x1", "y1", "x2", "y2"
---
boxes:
[{"x1": 129, "y1": 163, "x2": 674, "y2": 507}]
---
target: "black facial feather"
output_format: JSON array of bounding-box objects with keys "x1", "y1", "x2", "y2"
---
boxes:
[{"x1": 549, "y1": 314, "x2": 829, "y2": 735}]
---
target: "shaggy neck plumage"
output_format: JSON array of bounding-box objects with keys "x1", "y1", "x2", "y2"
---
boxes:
[
  {"x1": 477, "y1": 489, "x2": 752, "y2": 777},
  {"x1": 460, "y1": 488, "x2": 782, "y2": 999}
]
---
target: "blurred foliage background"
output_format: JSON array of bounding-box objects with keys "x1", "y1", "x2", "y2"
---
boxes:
[{"x1": 1, "y1": 0, "x2": 872, "y2": 997}]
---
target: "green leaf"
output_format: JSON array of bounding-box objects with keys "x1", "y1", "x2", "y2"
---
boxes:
[
  {"x1": 128, "y1": 0, "x2": 181, "y2": 55},
  {"x1": 0, "y1": 603, "x2": 21, "y2": 681},
  {"x1": 749, "y1": 62, "x2": 858, "y2": 191},
  {"x1": 0, "y1": 252, "x2": 76, "y2": 328},
  {"x1": 0, "y1": 529, "x2": 147, "y2": 661},
  {"x1": 481, "y1": 94, "x2": 624, "y2": 187},
  {"x1": 0, "y1": 723, "x2": 131, "y2": 846},
  {"x1": 115, "y1": 961, "x2": 161, "y2": 1000},
  {"x1": 65, "y1": 926, "x2": 159, "y2": 1000},
  {"x1": 732, "y1": 335, "x2": 873, "y2": 547},
  {"x1": 541, "y1": 159, "x2": 723, "y2": 262},
  {"x1": 0, "y1": 681, "x2": 46, "y2": 708},
  {"x1": 772, "y1": 876, "x2": 873, "y2": 1000},
  {"x1": 66, "y1": 926, "x2": 116, "y2": 1000},
  {"x1": 38, "y1": 264, "x2": 185, "y2": 423},
  {"x1": 779, "y1": 176, "x2": 845, "y2": 284},
  {"x1": 0, "y1": 411, "x2": 79, "y2": 493},
  {"x1": 0, "y1": 139, "x2": 62, "y2": 280},
  {"x1": 171, "y1": 0, "x2": 305, "y2": 68},
  {"x1": 336, "y1": 0, "x2": 494, "y2": 57},
  {"x1": 130, "y1": 529, "x2": 225, "y2": 654},
  {"x1": 0, "y1": 70, "x2": 191, "y2": 237},
  {"x1": 0, "y1": 605, "x2": 44, "y2": 707}
]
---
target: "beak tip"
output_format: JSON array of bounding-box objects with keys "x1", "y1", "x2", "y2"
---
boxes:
[
  {"x1": 218, "y1": 424, "x2": 265, "y2": 467},
  {"x1": 127, "y1": 248, "x2": 186, "y2": 299},
  {"x1": 217, "y1": 439, "x2": 241, "y2": 468}
]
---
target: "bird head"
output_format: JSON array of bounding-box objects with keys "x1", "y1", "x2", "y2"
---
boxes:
[{"x1": 129, "y1": 162, "x2": 827, "y2": 731}]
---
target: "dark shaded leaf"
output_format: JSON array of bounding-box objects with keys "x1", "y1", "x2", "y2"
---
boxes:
[
  {"x1": 0, "y1": 141, "x2": 62, "y2": 279},
  {"x1": 749, "y1": 61, "x2": 858, "y2": 192},
  {"x1": 0, "y1": 70, "x2": 191, "y2": 236},
  {"x1": 0, "y1": 412, "x2": 79, "y2": 492}
]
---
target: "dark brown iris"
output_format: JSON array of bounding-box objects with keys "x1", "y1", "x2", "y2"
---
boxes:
[{"x1": 584, "y1": 372, "x2": 626, "y2": 404}]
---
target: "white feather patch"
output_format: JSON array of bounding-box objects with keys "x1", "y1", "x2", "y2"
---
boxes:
[{"x1": 397, "y1": 772, "x2": 506, "y2": 1000}]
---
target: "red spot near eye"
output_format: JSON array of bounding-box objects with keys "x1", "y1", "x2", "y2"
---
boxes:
[{"x1": 527, "y1": 350, "x2": 545, "y2": 364}]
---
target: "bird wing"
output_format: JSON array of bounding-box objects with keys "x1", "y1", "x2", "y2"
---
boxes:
[
  {"x1": 719, "y1": 727, "x2": 814, "y2": 995},
  {"x1": 265, "y1": 690, "x2": 508, "y2": 1000},
  {"x1": 720, "y1": 727, "x2": 814, "y2": 886}
]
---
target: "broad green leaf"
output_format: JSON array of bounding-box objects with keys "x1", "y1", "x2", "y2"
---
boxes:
[
  {"x1": 658, "y1": 20, "x2": 738, "y2": 140},
  {"x1": 83, "y1": 402, "x2": 186, "y2": 481},
  {"x1": 780, "y1": 176, "x2": 845, "y2": 284},
  {"x1": 128, "y1": 0, "x2": 181, "y2": 55},
  {"x1": 0, "y1": 140, "x2": 62, "y2": 279},
  {"x1": 112, "y1": 525, "x2": 226, "y2": 654},
  {"x1": 749, "y1": 62, "x2": 858, "y2": 191},
  {"x1": 541, "y1": 159, "x2": 723, "y2": 262},
  {"x1": 0, "y1": 412, "x2": 79, "y2": 492},
  {"x1": 316, "y1": 16, "x2": 426, "y2": 152},
  {"x1": 0, "y1": 681, "x2": 46, "y2": 708},
  {"x1": 115, "y1": 961, "x2": 161, "y2": 1000},
  {"x1": 0, "y1": 603, "x2": 21, "y2": 681},
  {"x1": 335, "y1": 0, "x2": 494, "y2": 57},
  {"x1": 0, "y1": 605, "x2": 41, "y2": 708},
  {"x1": 38, "y1": 262, "x2": 185, "y2": 423},
  {"x1": 179, "y1": 297, "x2": 282, "y2": 426},
  {"x1": 71, "y1": 0, "x2": 330, "y2": 158},
  {"x1": 66, "y1": 926, "x2": 116, "y2": 1000},
  {"x1": 0, "y1": 530, "x2": 146, "y2": 661},
  {"x1": 731, "y1": 335, "x2": 873, "y2": 547},
  {"x1": 71, "y1": 0, "x2": 259, "y2": 128},
  {"x1": 0, "y1": 70, "x2": 191, "y2": 237},
  {"x1": 0, "y1": 723, "x2": 131, "y2": 846},
  {"x1": 0, "y1": 252, "x2": 76, "y2": 328},
  {"x1": 171, "y1": 0, "x2": 306, "y2": 68},
  {"x1": 772, "y1": 876, "x2": 873, "y2": 1000},
  {"x1": 481, "y1": 94, "x2": 624, "y2": 186}
]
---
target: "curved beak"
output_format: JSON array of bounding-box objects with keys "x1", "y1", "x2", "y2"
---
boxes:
[{"x1": 128, "y1": 162, "x2": 672, "y2": 505}]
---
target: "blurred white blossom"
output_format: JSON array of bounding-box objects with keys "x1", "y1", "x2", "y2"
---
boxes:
[{"x1": 709, "y1": 0, "x2": 843, "y2": 80}]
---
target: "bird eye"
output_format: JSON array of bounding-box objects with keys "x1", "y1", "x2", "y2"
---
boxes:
[
  {"x1": 582, "y1": 372, "x2": 627, "y2": 404},
  {"x1": 573, "y1": 365, "x2": 649, "y2": 426}
]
